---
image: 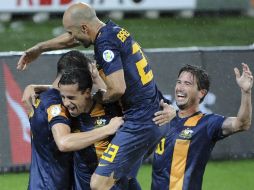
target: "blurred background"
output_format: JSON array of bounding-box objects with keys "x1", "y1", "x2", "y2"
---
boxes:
[{"x1": 0, "y1": 0, "x2": 254, "y2": 189}]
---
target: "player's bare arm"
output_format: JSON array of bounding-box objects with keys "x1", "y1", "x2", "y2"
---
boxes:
[
  {"x1": 22, "y1": 84, "x2": 52, "y2": 113},
  {"x1": 153, "y1": 99, "x2": 176, "y2": 126},
  {"x1": 90, "y1": 62, "x2": 107, "y2": 91},
  {"x1": 101, "y1": 69, "x2": 126, "y2": 103},
  {"x1": 17, "y1": 33, "x2": 80, "y2": 70},
  {"x1": 52, "y1": 117, "x2": 123, "y2": 152},
  {"x1": 222, "y1": 63, "x2": 253, "y2": 136}
]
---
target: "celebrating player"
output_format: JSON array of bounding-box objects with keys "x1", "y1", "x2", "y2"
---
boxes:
[
  {"x1": 17, "y1": 2, "x2": 176, "y2": 189},
  {"x1": 152, "y1": 63, "x2": 253, "y2": 190}
]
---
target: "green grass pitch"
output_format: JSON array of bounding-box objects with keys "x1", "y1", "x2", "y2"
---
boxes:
[
  {"x1": 1, "y1": 16, "x2": 254, "y2": 51},
  {"x1": 1, "y1": 160, "x2": 254, "y2": 190}
]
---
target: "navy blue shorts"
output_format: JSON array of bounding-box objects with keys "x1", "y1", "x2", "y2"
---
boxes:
[{"x1": 95, "y1": 121, "x2": 169, "y2": 179}]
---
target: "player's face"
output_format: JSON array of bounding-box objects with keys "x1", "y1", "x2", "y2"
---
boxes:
[
  {"x1": 175, "y1": 71, "x2": 200, "y2": 110},
  {"x1": 68, "y1": 27, "x2": 92, "y2": 48},
  {"x1": 59, "y1": 83, "x2": 92, "y2": 117},
  {"x1": 63, "y1": 18, "x2": 92, "y2": 48}
]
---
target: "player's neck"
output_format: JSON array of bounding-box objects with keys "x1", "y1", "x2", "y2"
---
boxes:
[
  {"x1": 84, "y1": 98, "x2": 94, "y2": 113},
  {"x1": 178, "y1": 106, "x2": 199, "y2": 118},
  {"x1": 91, "y1": 21, "x2": 105, "y2": 43}
]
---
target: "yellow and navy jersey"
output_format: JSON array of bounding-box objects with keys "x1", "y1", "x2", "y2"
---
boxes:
[
  {"x1": 152, "y1": 111, "x2": 226, "y2": 190},
  {"x1": 94, "y1": 21, "x2": 161, "y2": 123},
  {"x1": 71, "y1": 101, "x2": 122, "y2": 188},
  {"x1": 28, "y1": 88, "x2": 73, "y2": 190}
]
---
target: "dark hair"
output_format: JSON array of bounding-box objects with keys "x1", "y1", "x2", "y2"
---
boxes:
[
  {"x1": 58, "y1": 69, "x2": 93, "y2": 92},
  {"x1": 57, "y1": 50, "x2": 92, "y2": 76},
  {"x1": 178, "y1": 64, "x2": 210, "y2": 103},
  {"x1": 57, "y1": 50, "x2": 93, "y2": 92}
]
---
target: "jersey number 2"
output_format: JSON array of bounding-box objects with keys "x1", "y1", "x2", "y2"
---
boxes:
[{"x1": 132, "y1": 43, "x2": 153, "y2": 85}]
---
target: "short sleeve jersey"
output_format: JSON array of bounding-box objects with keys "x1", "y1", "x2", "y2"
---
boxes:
[
  {"x1": 152, "y1": 111, "x2": 226, "y2": 190},
  {"x1": 71, "y1": 102, "x2": 122, "y2": 188},
  {"x1": 28, "y1": 88, "x2": 73, "y2": 190},
  {"x1": 94, "y1": 21, "x2": 161, "y2": 123}
]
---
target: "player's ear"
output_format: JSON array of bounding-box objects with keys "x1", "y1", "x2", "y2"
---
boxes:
[
  {"x1": 83, "y1": 88, "x2": 91, "y2": 97},
  {"x1": 81, "y1": 24, "x2": 88, "y2": 34},
  {"x1": 199, "y1": 89, "x2": 207, "y2": 100}
]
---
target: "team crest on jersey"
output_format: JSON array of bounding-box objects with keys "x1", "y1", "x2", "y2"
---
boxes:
[
  {"x1": 179, "y1": 128, "x2": 194, "y2": 139},
  {"x1": 47, "y1": 104, "x2": 68, "y2": 122},
  {"x1": 95, "y1": 118, "x2": 107, "y2": 128},
  {"x1": 50, "y1": 105, "x2": 61, "y2": 117},
  {"x1": 103, "y1": 50, "x2": 114, "y2": 62}
]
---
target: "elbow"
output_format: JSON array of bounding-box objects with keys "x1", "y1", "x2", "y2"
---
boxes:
[
  {"x1": 116, "y1": 85, "x2": 126, "y2": 96},
  {"x1": 116, "y1": 88, "x2": 125, "y2": 97},
  {"x1": 242, "y1": 122, "x2": 251, "y2": 131},
  {"x1": 109, "y1": 86, "x2": 125, "y2": 99},
  {"x1": 57, "y1": 140, "x2": 70, "y2": 152},
  {"x1": 240, "y1": 119, "x2": 252, "y2": 131}
]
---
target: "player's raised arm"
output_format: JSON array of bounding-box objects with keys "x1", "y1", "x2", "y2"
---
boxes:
[
  {"x1": 17, "y1": 33, "x2": 80, "y2": 70},
  {"x1": 222, "y1": 63, "x2": 253, "y2": 135}
]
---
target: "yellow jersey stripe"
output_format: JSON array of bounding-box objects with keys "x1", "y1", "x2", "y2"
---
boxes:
[{"x1": 169, "y1": 139, "x2": 190, "y2": 190}]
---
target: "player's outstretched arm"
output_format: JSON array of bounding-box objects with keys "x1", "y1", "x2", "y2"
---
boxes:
[
  {"x1": 52, "y1": 117, "x2": 123, "y2": 152},
  {"x1": 222, "y1": 63, "x2": 253, "y2": 136},
  {"x1": 17, "y1": 33, "x2": 80, "y2": 70}
]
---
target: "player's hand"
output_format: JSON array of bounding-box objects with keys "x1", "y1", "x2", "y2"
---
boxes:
[
  {"x1": 90, "y1": 61, "x2": 100, "y2": 80},
  {"x1": 234, "y1": 63, "x2": 253, "y2": 93},
  {"x1": 107, "y1": 117, "x2": 124, "y2": 135},
  {"x1": 17, "y1": 45, "x2": 42, "y2": 70},
  {"x1": 22, "y1": 85, "x2": 39, "y2": 114},
  {"x1": 93, "y1": 89, "x2": 106, "y2": 104},
  {"x1": 153, "y1": 99, "x2": 176, "y2": 126}
]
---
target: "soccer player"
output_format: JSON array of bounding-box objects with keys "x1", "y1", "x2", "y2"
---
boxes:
[
  {"x1": 17, "y1": 2, "x2": 176, "y2": 189},
  {"x1": 27, "y1": 50, "x2": 123, "y2": 190},
  {"x1": 152, "y1": 63, "x2": 253, "y2": 190}
]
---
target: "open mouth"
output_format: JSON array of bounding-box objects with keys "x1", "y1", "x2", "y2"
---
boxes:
[
  {"x1": 67, "y1": 106, "x2": 76, "y2": 114},
  {"x1": 176, "y1": 92, "x2": 186, "y2": 100}
]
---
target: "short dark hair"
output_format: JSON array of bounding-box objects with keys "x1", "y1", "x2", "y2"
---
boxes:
[
  {"x1": 57, "y1": 50, "x2": 92, "y2": 76},
  {"x1": 178, "y1": 64, "x2": 210, "y2": 103},
  {"x1": 58, "y1": 69, "x2": 93, "y2": 92},
  {"x1": 57, "y1": 50, "x2": 93, "y2": 92}
]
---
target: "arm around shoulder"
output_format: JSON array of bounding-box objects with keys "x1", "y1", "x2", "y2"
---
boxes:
[{"x1": 51, "y1": 117, "x2": 123, "y2": 152}]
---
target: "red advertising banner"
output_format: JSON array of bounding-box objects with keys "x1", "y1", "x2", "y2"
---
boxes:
[
  {"x1": 3, "y1": 63, "x2": 31, "y2": 164},
  {"x1": 251, "y1": 0, "x2": 254, "y2": 7},
  {"x1": 17, "y1": 0, "x2": 72, "y2": 6},
  {"x1": 1, "y1": 0, "x2": 197, "y2": 12}
]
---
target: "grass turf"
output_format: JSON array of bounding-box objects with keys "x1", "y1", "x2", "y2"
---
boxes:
[
  {"x1": 1, "y1": 16, "x2": 254, "y2": 51},
  {"x1": 1, "y1": 160, "x2": 254, "y2": 190}
]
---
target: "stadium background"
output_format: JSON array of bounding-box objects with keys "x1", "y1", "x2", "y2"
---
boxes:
[{"x1": 1, "y1": 0, "x2": 254, "y2": 189}]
